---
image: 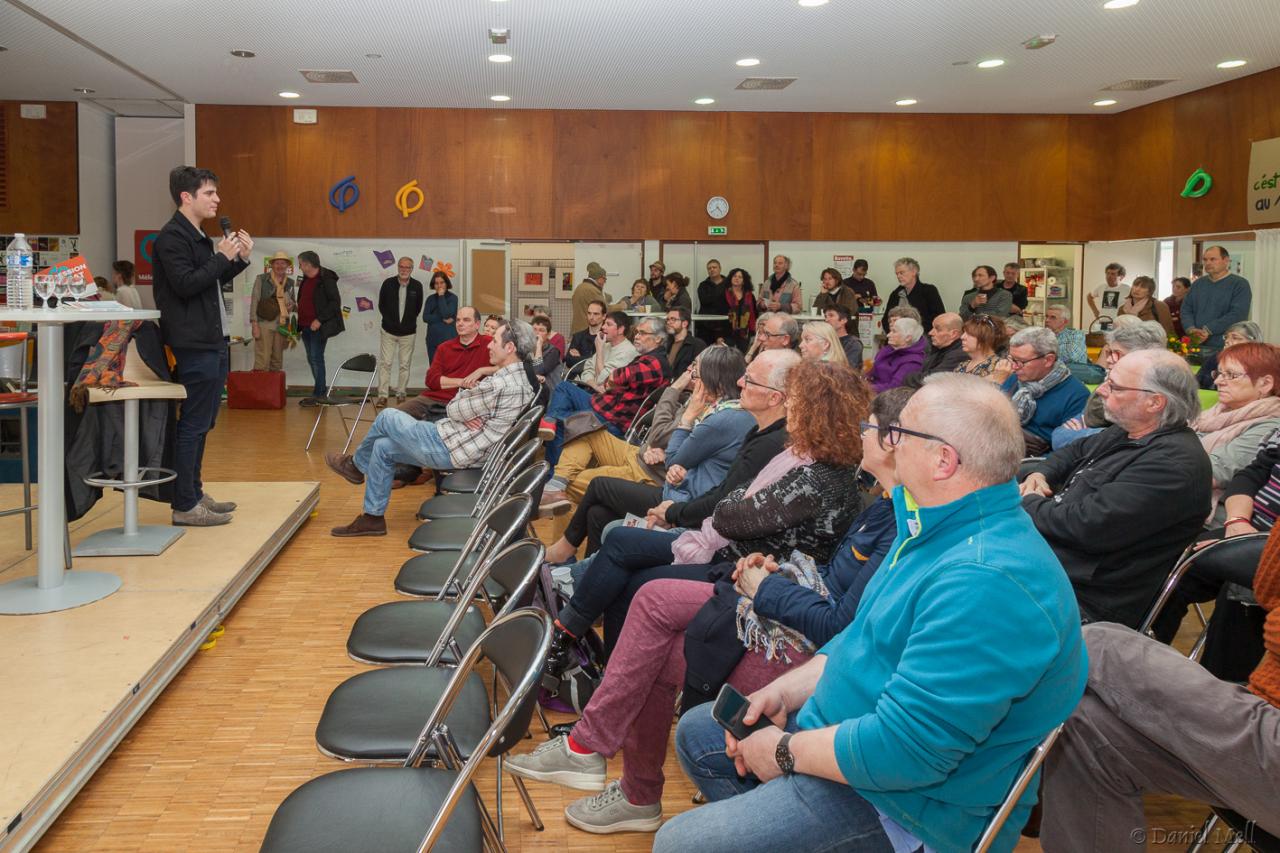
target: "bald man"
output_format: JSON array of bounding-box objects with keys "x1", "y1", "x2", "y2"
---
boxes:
[{"x1": 902, "y1": 312, "x2": 966, "y2": 387}]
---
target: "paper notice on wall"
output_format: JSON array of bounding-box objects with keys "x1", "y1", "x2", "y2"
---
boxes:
[
  {"x1": 834, "y1": 254, "x2": 855, "y2": 278},
  {"x1": 1247, "y1": 136, "x2": 1280, "y2": 225}
]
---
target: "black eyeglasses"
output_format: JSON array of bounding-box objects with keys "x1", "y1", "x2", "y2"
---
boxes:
[
  {"x1": 1099, "y1": 376, "x2": 1159, "y2": 395},
  {"x1": 864, "y1": 421, "x2": 963, "y2": 463},
  {"x1": 742, "y1": 374, "x2": 785, "y2": 394},
  {"x1": 1009, "y1": 353, "x2": 1050, "y2": 368}
]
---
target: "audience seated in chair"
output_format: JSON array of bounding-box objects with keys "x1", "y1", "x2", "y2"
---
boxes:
[
  {"x1": 1044, "y1": 304, "x2": 1101, "y2": 382},
  {"x1": 565, "y1": 299, "x2": 607, "y2": 368},
  {"x1": 901, "y1": 311, "x2": 966, "y2": 386},
  {"x1": 544, "y1": 359, "x2": 868, "y2": 660},
  {"x1": 324, "y1": 320, "x2": 536, "y2": 537},
  {"x1": 1021, "y1": 349, "x2": 1212, "y2": 626},
  {"x1": 952, "y1": 313, "x2": 1012, "y2": 382},
  {"x1": 822, "y1": 304, "x2": 863, "y2": 368},
  {"x1": 743, "y1": 312, "x2": 800, "y2": 363},
  {"x1": 664, "y1": 307, "x2": 707, "y2": 378},
  {"x1": 1040, "y1": 522, "x2": 1280, "y2": 852},
  {"x1": 1000, "y1": 326, "x2": 1091, "y2": 457},
  {"x1": 505, "y1": 388, "x2": 913, "y2": 836},
  {"x1": 397, "y1": 305, "x2": 495, "y2": 421},
  {"x1": 653, "y1": 373, "x2": 1086, "y2": 853},
  {"x1": 544, "y1": 349, "x2": 796, "y2": 560},
  {"x1": 542, "y1": 346, "x2": 751, "y2": 512},
  {"x1": 539, "y1": 313, "x2": 668, "y2": 467},
  {"x1": 866, "y1": 316, "x2": 926, "y2": 392},
  {"x1": 1051, "y1": 320, "x2": 1169, "y2": 451}
]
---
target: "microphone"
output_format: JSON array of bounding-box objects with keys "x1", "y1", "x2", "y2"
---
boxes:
[{"x1": 219, "y1": 216, "x2": 233, "y2": 238}]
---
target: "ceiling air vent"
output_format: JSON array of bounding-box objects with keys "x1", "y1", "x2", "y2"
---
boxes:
[
  {"x1": 735, "y1": 77, "x2": 796, "y2": 91},
  {"x1": 1100, "y1": 78, "x2": 1177, "y2": 92},
  {"x1": 300, "y1": 69, "x2": 359, "y2": 84}
]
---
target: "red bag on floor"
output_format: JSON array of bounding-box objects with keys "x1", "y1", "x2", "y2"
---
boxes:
[{"x1": 227, "y1": 370, "x2": 286, "y2": 409}]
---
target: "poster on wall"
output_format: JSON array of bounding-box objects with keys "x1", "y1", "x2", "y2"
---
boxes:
[
  {"x1": 517, "y1": 265, "x2": 550, "y2": 293},
  {"x1": 833, "y1": 254, "x2": 855, "y2": 278},
  {"x1": 134, "y1": 230, "x2": 159, "y2": 284},
  {"x1": 560, "y1": 270, "x2": 573, "y2": 294},
  {"x1": 1247, "y1": 136, "x2": 1280, "y2": 225},
  {"x1": 517, "y1": 298, "x2": 550, "y2": 320},
  {"x1": 245, "y1": 237, "x2": 463, "y2": 388}
]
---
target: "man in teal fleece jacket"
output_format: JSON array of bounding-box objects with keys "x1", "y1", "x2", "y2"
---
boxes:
[{"x1": 655, "y1": 373, "x2": 1087, "y2": 853}]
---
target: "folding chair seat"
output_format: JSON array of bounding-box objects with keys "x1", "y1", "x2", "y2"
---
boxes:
[
  {"x1": 348, "y1": 540, "x2": 544, "y2": 666},
  {"x1": 417, "y1": 437, "x2": 541, "y2": 521},
  {"x1": 266, "y1": 609, "x2": 553, "y2": 852},
  {"x1": 304, "y1": 353, "x2": 377, "y2": 453},
  {"x1": 408, "y1": 466, "x2": 544, "y2": 553},
  {"x1": 396, "y1": 496, "x2": 532, "y2": 598}
]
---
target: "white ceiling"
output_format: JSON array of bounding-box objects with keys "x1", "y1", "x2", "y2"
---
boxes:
[{"x1": 1, "y1": 0, "x2": 1278, "y2": 114}]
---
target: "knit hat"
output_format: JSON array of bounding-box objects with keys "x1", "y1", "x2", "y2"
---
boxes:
[{"x1": 586, "y1": 262, "x2": 607, "y2": 279}]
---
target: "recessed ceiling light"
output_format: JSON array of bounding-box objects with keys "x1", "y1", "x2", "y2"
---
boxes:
[
  {"x1": 73, "y1": 87, "x2": 95, "y2": 94},
  {"x1": 1103, "y1": 0, "x2": 1139, "y2": 8},
  {"x1": 694, "y1": 97, "x2": 716, "y2": 105},
  {"x1": 798, "y1": 0, "x2": 829, "y2": 6},
  {"x1": 278, "y1": 91, "x2": 301, "y2": 99},
  {"x1": 230, "y1": 49, "x2": 255, "y2": 58},
  {"x1": 977, "y1": 59, "x2": 1005, "y2": 69},
  {"x1": 489, "y1": 53, "x2": 512, "y2": 63},
  {"x1": 490, "y1": 94, "x2": 511, "y2": 102},
  {"x1": 1093, "y1": 98, "x2": 1117, "y2": 107},
  {"x1": 1217, "y1": 59, "x2": 1247, "y2": 69},
  {"x1": 895, "y1": 98, "x2": 918, "y2": 106},
  {"x1": 736, "y1": 58, "x2": 760, "y2": 67},
  {"x1": 365, "y1": 53, "x2": 382, "y2": 59}
]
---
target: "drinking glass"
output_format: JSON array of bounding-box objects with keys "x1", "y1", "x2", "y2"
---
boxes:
[
  {"x1": 72, "y1": 271, "x2": 96, "y2": 301},
  {"x1": 52, "y1": 270, "x2": 73, "y2": 308},
  {"x1": 33, "y1": 273, "x2": 54, "y2": 308}
]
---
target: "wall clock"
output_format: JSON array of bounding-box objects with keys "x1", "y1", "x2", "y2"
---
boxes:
[{"x1": 706, "y1": 196, "x2": 730, "y2": 219}]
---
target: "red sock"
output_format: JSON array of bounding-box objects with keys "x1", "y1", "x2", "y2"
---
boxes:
[
  {"x1": 566, "y1": 734, "x2": 593, "y2": 755},
  {"x1": 554, "y1": 619, "x2": 578, "y2": 640}
]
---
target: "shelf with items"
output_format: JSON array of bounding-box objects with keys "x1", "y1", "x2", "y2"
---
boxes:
[{"x1": 1019, "y1": 265, "x2": 1073, "y2": 328}]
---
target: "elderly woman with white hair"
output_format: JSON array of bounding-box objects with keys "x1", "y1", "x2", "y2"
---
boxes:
[
  {"x1": 1198, "y1": 320, "x2": 1265, "y2": 390},
  {"x1": 867, "y1": 316, "x2": 927, "y2": 392}
]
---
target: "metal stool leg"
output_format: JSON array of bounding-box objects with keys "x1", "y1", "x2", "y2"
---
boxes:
[
  {"x1": 122, "y1": 398, "x2": 141, "y2": 536},
  {"x1": 21, "y1": 405, "x2": 32, "y2": 550}
]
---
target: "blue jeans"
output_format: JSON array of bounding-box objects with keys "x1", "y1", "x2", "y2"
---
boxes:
[
  {"x1": 1050, "y1": 423, "x2": 1103, "y2": 451},
  {"x1": 171, "y1": 345, "x2": 229, "y2": 512},
  {"x1": 353, "y1": 408, "x2": 455, "y2": 515},
  {"x1": 300, "y1": 328, "x2": 327, "y2": 397},
  {"x1": 656, "y1": 704, "x2": 895, "y2": 853},
  {"x1": 544, "y1": 381, "x2": 622, "y2": 466}
]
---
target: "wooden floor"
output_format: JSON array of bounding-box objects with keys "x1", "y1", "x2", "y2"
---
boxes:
[{"x1": 30, "y1": 400, "x2": 1215, "y2": 852}]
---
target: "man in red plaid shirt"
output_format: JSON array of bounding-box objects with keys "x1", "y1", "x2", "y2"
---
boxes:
[{"x1": 539, "y1": 314, "x2": 670, "y2": 470}]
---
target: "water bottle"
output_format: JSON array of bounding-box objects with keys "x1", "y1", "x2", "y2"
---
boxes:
[{"x1": 4, "y1": 233, "x2": 33, "y2": 310}]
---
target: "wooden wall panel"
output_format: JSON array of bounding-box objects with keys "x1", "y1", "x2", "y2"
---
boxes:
[
  {"x1": 195, "y1": 66, "x2": 1280, "y2": 244},
  {"x1": 0, "y1": 101, "x2": 78, "y2": 236}
]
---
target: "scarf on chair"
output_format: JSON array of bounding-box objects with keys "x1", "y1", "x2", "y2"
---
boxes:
[
  {"x1": 1193, "y1": 397, "x2": 1280, "y2": 454},
  {"x1": 671, "y1": 447, "x2": 811, "y2": 564},
  {"x1": 70, "y1": 320, "x2": 143, "y2": 413},
  {"x1": 735, "y1": 549, "x2": 830, "y2": 664},
  {"x1": 1010, "y1": 361, "x2": 1071, "y2": 425}
]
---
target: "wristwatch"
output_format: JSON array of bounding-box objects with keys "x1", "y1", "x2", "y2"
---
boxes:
[{"x1": 775, "y1": 732, "x2": 796, "y2": 775}]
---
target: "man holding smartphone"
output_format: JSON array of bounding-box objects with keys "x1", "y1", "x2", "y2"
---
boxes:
[
  {"x1": 654, "y1": 375, "x2": 1086, "y2": 853},
  {"x1": 153, "y1": 166, "x2": 252, "y2": 527}
]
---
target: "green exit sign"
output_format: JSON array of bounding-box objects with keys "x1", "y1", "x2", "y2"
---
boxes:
[{"x1": 707, "y1": 226, "x2": 728, "y2": 236}]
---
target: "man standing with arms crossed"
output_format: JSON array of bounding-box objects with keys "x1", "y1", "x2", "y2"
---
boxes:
[
  {"x1": 1182, "y1": 244, "x2": 1253, "y2": 356},
  {"x1": 153, "y1": 166, "x2": 252, "y2": 527}
]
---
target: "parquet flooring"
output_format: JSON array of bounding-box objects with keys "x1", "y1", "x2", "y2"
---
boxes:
[{"x1": 32, "y1": 399, "x2": 1217, "y2": 852}]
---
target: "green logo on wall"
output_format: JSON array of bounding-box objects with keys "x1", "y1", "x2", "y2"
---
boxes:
[{"x1": 1180, "y1": 168, "x2": 1213, "y2": 198}]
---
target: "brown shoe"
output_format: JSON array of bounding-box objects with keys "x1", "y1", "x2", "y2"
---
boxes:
[
  {"x1": 331, "y1": 513, "x2": 386, "y2": 537},
  {"x1": 325, "y1": 452, "x2": 364, "y2": 485},
  {"x1": 540, "y1": 489, "x2": 571, "y2": 511}
]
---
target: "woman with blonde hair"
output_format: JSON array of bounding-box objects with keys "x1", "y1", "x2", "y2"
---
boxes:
[{"x1": 797, "y1": 320, "x2": 849, "y2": 367}]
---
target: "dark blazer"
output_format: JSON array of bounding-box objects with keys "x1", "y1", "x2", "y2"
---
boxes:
[
  {"x1": 309, "y1": 267, "x2": 345, "y2": 340},
  {"x1": 152, "y1": 211, "x2": 249, "y2": 350},
  {"x1": 377, "y1": 276, "x2": 424, "y2": 337},
  {"x1": 881, "y1": 280, "x2": 945, "y2": 333},
  {"x1": 1022, "y1": 423, "x2": 1212, "y2": 626},
  {"x1": 665, "y1": 417, "x2": 788, "y2": 529},
  {"x1": 566, "y1": 328, "x2": 598, "y2": 368}
]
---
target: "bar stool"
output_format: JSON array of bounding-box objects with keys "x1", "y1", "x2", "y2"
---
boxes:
[
  {"x1": 73, "y1": 339, "x2": 187, "y2": 557},
  {"x1": 0, "y1": 331, "x2": 37, "y2": 550}
]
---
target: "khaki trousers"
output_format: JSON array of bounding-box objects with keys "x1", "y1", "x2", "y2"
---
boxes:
[
  {"x1": 378, "y1": 330, "x2": 416, "y2": 397},
  {"x1": 558, "y1": 428, "x2": 658, "y2": 501},
  {"x1": 253, "y1": 325, "x2": 286, "y2": 371}
]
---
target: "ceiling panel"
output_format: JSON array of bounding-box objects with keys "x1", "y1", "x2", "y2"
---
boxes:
[{"x1": 1, "y1": 0, "x2": 1278, "y2": 113}]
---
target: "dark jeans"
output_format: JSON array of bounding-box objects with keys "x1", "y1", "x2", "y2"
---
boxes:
[
  {"x1": 300, "y1": 328, "x2": 327, "y2": 397},
  {"x1": 171, "y1": 345, "x2": 229, "y2": 512},
  {"x1": 564, "y1": 476, "x2": 664, "y2": 555},
  {"x1": 558, "y1": 525, "x2": 720, "y2": 655}
]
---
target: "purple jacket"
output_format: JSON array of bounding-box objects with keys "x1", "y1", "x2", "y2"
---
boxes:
[{"x1": 867, "y1": 336, "x2": 927, "y2": 392}]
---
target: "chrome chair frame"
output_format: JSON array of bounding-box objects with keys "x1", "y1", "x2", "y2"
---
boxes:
[{"x1": 304, "y1": 352, "x2": 378, "y2": 454}]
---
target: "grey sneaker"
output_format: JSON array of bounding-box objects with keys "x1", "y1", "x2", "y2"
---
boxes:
[
  {"x1": 173, "y1": 503, "x2": 232, "y2": 527},
  {"x1": 565, "y1": 780, "x2": 663, "y2": 834},
  {"x1": 504, "y1": 735, "x2": 605, "y2": 791},
  {"x1": 199, "y1": 493, "x2": 237, "y2": 513}
]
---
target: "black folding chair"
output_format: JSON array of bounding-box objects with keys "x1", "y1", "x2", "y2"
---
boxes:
[
  {"x1": 305, "y1": 353, "x2": 378, "y2": 453},
  {"x1": 396, "y1": 496, "x2": 533, "y2": 600},
  {"x1": 408, "y1": 465, "x2": 545, "y2": 553}
]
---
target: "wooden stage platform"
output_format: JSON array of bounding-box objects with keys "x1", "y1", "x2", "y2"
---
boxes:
[{"x1": 0, "y1": 481, "x2": 319, "y2": 852}]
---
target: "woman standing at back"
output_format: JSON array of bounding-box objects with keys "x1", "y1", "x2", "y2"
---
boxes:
[{"x1": 421, "y1": 271, "x2": 458, "y2": 361}]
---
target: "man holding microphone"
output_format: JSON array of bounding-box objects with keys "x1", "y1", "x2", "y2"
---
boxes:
[{"x1": 153, "y1": 165, "x2": 253, "y2": 527}]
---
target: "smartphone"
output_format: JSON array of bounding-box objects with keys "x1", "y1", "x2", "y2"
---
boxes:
[{"x1": 711, "y1": 684, "x2": 775, "y2": 741}]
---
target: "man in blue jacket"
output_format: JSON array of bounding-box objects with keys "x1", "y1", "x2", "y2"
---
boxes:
[
  {"x1": 656, "y1": 373, "x2": 1087, "y2": 853},
  {"x1": 1000, "y1": 326, "x2": 1091, "y2": 456}
]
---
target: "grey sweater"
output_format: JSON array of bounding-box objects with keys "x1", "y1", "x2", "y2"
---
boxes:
[{"x1": 1182, "y1": 273, "x2": 1251, "y2": 352}]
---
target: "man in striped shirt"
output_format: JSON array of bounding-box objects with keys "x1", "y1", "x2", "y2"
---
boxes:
[{"x1": 326, "y1": 319, "x2": 536, "y2": 537}]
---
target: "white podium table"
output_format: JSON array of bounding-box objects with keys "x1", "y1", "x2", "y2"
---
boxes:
[{"x1": 0, "y1": 306, "x2": 161, "y2": 614}]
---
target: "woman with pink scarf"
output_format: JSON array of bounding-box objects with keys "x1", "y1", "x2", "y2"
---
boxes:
[{"x1": 1193, "y1": 342, "x2": 1280, "y2": 520}]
